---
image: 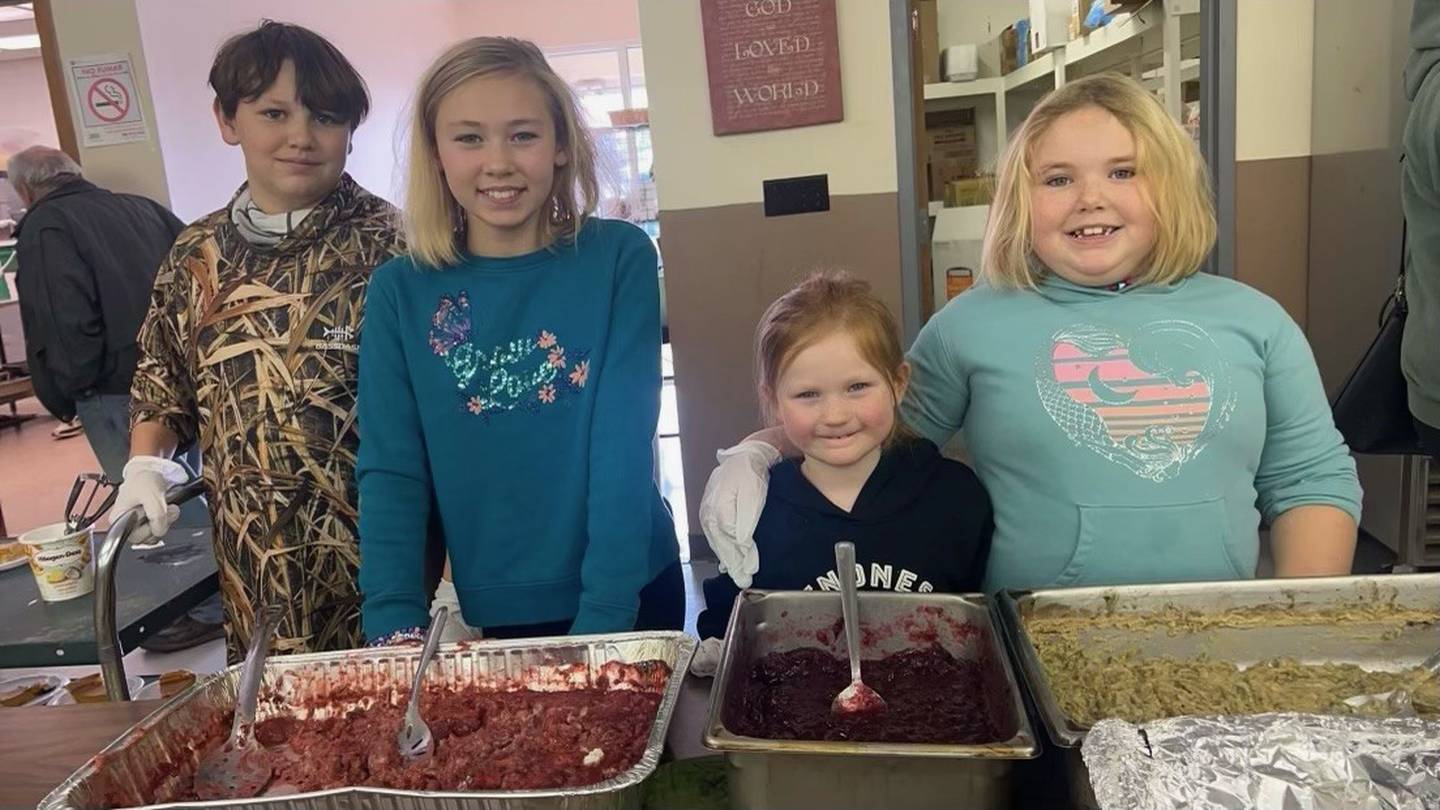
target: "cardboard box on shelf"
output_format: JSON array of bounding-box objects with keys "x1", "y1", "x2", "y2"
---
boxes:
[
  {"x1": 1000, "y1": 24, "x2": 1019, "y2": 75},
  {"x1": 931, "y1": 154, "x2": 979, "y2": 202},
  {"x1": 1029, "y1": 0, "x2": 1071, "y2": 53},
  {"x1": 919, "y1": 0, "x2": 940, "y2": 84},
  {"x1": 944, "y1": 176, "x2": 994, "y2": 208},
  {"x1": 926, "y1": 108, "x2": 979, "y2": 201}
]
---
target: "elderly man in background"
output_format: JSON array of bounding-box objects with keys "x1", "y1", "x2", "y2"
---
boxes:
[
  {"x1": 7, "y1": 146, "x2": 183, "y2": 481},
  {"x1": 9, "y1": 146, "x2": 224, "y2": 652}
]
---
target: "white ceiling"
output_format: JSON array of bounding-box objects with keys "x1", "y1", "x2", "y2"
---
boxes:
[{"x1": 0, "y1": 4, "x2": 33, "y2": 24}]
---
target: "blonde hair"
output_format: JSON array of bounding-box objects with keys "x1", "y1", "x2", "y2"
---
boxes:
[
  {"x1": 756, "y1": 271, "x2": 914, "y2": 445},
  {"x1": 403, "y1": 37, "x2": 600, "y2": 268},
  {"x1": 982, "y1": 72, "x2": 1216, "y2": 289}
]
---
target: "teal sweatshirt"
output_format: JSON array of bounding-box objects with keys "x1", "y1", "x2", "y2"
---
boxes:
[
  {"x1": 902, "y1": 272, "x2": 1362, "y2": 592},
  {"x1": 1403, "y1": 0, "x2": 1440, "y2": 427},
  {"x1": 357, "y1": 218, "x2": 678, "y2": 641}
]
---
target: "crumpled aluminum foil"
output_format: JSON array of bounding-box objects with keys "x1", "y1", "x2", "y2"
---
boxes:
[{"x1": 1081, "y1": 713, "x2": 1440, "y2": 810}]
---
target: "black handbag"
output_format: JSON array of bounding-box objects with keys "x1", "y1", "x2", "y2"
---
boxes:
[{"x1": 1331, "y1": 221, "x2": 1422, "y2": 455}]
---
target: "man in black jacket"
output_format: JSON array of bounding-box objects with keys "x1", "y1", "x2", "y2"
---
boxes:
[{"x1": 7, "y1": 146, "x2": 183, "y2": 482}]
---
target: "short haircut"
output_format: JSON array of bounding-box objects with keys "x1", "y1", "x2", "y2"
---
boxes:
[
  {"x1": 983, "y1": 72, "x2": 1217, "y2": 289},
  {"x1": 6, "y1": 146, "x2": 82, "y2": 201},
  {"x1": 403, "y1": 37, "x2": 600, "y2": 268},
  {"x1": 208, "y1": 20, "x2": 370, "y2": 130},
  {"x1": 756, "y1": 270, "x2": 914, "y2": 445}
]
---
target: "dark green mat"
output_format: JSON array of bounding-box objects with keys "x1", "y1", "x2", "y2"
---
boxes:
[{"x1": 642, "y1": 755, "x2": 729, "y2": 810}]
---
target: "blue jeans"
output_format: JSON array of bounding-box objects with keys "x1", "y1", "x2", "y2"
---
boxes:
[{"x1": 74, "y1": 394, "x2": 132, "y2": 483}]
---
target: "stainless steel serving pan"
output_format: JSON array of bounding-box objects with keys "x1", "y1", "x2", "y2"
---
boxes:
[
  {"x1": 704, "y1": 590, "x2": 1037, "y2": 810},
  {"x1": 995, "y1": 573, "x2": 1440, "y2": 747}
]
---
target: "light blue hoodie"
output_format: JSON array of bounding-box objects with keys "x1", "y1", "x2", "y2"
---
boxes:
[{"x1": 902, "y1": 272, "x2": 1361, "y2": 592}]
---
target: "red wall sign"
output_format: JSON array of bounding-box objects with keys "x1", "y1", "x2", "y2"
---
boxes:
[{"x1": 700, "y1": 0, "x2": 844, "y2": 136}]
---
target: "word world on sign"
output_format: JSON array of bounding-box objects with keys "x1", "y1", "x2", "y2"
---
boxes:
[{"x1": 732, "y1": 79, "x2": 823, "y2": 107}]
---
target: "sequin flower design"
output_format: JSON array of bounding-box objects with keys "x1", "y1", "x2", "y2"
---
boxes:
[
  {"x1": 429, "y1": 292, "x2": 472, "y2": 355},
  {"x1": 429, "y1": 294, "x2": 592, "y2": 419},
  {"x1": 429, "y1": 292, "x2": 480, "y2": 389},
  {"x1": 569, "y1": 360, "x2": 589, "y2": 388}
]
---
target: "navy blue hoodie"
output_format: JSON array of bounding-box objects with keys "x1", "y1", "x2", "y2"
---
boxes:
[{"x1": 697, "y1": 438, "x2": 992, "y2": 639}]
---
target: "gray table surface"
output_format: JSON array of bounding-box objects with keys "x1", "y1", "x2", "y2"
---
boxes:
[{"x1": 0, "y1": 510, "x2": 217, "y2": 668}]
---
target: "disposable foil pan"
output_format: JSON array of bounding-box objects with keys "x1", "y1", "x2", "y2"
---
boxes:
[
  {"x1": 995, "y1": 573, "x2": 1440, "y2": 748},
  {"x1": 39, "y1": 631, "x2": 696, "y2": 810},
  {"x1": 704, "y1": 590, "x2": 1037, "y2": 810}
]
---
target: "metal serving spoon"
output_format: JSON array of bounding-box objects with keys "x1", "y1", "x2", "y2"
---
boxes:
[
  {"x1": 194, "y1": 603, "x2": 284, "y2": 800},
  {"x1": 1340, "y1": 646, "x2": 1440, "y2": 717},
  {"x1": 830, "y1": 542, "x2": 886, "y2": 715},
  {"x1": 398, "y1": 607, "x2": 449, "y2": 760}
]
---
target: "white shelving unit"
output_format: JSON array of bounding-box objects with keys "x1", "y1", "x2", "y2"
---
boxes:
[{"x1": 923, "y1": 0, "x2": 1198, "y2": 186}]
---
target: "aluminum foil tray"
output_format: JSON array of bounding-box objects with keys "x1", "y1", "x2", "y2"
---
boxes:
[
  {"x1": 995, "y1": 573, "x2": 1440, "y2": 747},
  {"x1": 39, "y1": 631, "x2": 696, "y2": 810}
]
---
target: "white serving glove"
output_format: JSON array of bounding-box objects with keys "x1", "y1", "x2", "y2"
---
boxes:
[
  {"x1": 698, "y1": 440, "x2": 780, "y2": 589},
  {"x1": 109, "y1": 455, "x2": 188, "y2": 545},
  {"x1": 688, "y1": 637, "x2": 726, "y2": 678},
  {"x1": 431, "y1": 578, "x2": 484, "y2": 643}
]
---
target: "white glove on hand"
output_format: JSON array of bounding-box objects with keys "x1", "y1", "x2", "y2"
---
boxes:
[
  {"x1": 110, "y1": 456, "x2": 187, "y2": 545},
  {"x1": 698, "y1": 440, "x2": 779, "y2": 589},
  {"x1": 431, "y1": 579, "x2": 484, "y2": 644},
  {"x1": 689, "y1": 637, "x2": 725, "y2": 678}
]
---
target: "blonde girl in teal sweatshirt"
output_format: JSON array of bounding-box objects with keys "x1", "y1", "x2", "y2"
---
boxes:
[{"x1": 701, "y1": 74, "x2": 1360, "y2": 593}]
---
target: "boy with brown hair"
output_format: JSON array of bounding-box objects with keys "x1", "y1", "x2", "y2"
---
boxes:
[{"x1": 114, "y1": 21, "x2": 402, "y2": 660}]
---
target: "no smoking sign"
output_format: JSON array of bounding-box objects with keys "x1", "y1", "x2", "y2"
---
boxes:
[
  {"x1": 86, "y1": 78, "x2": 131, "y2": 123},
  {"x1": 68, "y1": 52, "x2": 149, "y2": 146}
]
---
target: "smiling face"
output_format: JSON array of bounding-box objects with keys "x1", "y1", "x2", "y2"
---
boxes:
[
  {"x1": 434, "y1": 72, "x2": 568, "y2": 257},
  {"x1": 214, "y1": 60, "x2": 350, "y2": 214},
  {"x1": 773, "y1": 330, "x2": 908, "y2": 475},
  {"x1": 1028, "y1": 105, "x2": 1159, "y2": 288}
]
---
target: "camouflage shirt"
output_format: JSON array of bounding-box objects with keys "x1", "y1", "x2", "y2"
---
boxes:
[{"x1": 131, "y1": 174, "x2": 402, "y2": 661}]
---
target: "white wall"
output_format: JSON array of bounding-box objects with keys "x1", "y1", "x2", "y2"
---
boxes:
[
  {"x1": 0, "y1": 56, "x2": 59, "y2": 157},
  {"x1": 1309, "y1": 0, "x2": 1412, "y2": 157},
  {"x1": 134, "y1": 0, "x2": 642, "y2": 221},
  {"x1": 638, "y1": 0, "x2": 897, "y2": 211},
  {"x1": 49, "y1": 0, "x2": 171, "y2": 204},
  {"x1": 936, "y1": 0, "x2": 1026, "y2": 50},
  {"x1": 1235, "y1": 0, "x2": 1314, "y2": 161}
]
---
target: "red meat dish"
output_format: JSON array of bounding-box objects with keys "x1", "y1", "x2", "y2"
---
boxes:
[
  {"x1": 105, "y1": 660, "x2": 670, "y2": 806},
  {"x1": 727, "y1": 646, "x2": 1003, "y2": 743}
]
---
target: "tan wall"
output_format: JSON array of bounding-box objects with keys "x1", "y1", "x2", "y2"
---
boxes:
[
  {"x1": 640, "y1": 0, "x2": 898, "y2": 211},
  {"x1": 1232, "y1": 0, "x2": 1315, "y2": 327},
  {"x1": 47, "y1": 0, "x2": 170, "y2": 205},
  {"x1": 1234, "y1": 157, "x2": 1310, "y2": 324},
  {"x1": 1236, "y1": 0, "x2": 1314, "y2": 163},
  {"x1": 1306, "y1": 0, "x2": 1413, "y2": 560},
  {"x1": 638, "y1": 0, "x2": 902, "y2": 542}
]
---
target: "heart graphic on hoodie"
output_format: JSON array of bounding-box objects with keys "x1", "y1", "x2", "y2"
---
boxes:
[{"x1": 1034, "y1": 321, "x2": 1236, "y2": 482}]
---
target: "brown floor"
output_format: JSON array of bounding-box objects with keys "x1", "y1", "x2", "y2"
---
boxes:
[{"x1": 0, "y1": 397, "x2": 105, "y2": 539}]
